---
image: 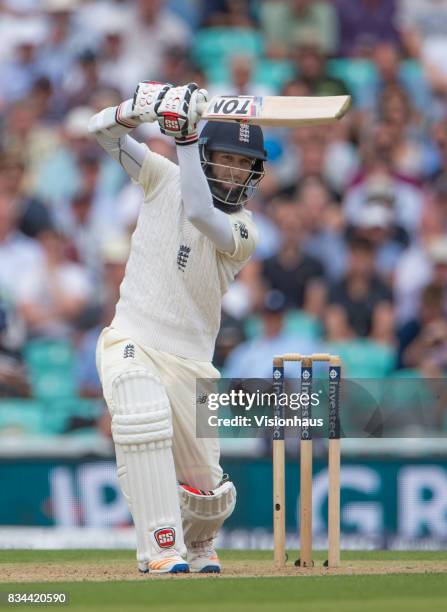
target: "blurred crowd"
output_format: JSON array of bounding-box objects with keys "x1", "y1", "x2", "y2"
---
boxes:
[{"x1": 1, "y1": 0, "x2": 447, "y2": 431}]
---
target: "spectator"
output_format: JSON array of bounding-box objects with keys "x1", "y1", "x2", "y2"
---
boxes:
[
  {"x1": 0, "y1": 187, "x2": 40, "y2": 393},
  {"x1": 31, "y1": 76, "x2": 64, "y2": 124},
  {"x1": 56, "y1": 166, "x2": 122, "y2": 279},
  {"x1": 397, "y1": 283, "x2": 447, "y2": 372},
  {"x1": 335, "y1": 0, "x2": 401, "y2": 57},
  {"x1": 16, "y1": 228, "x2": 93, "y2": 340},
  {"x1": 118, "y1": 0, "x2": 191, "y2": 93},
  {"x1": 89, "y1": 87, "x2": 122, "y2": 117},
  {"x1": 248, "y1": 199, "x2": 282, "y2": 261},
  {"x1": 421, "y1": 173, "x2": 447, "y2": 238},
  {"x1": 394, "y1": 236, "x2": 447, "y2": 325},
  {"x1": 37, "y1": 0, "x2": 94, "y2": 87},
  {"x1": 397, "y1": 0, "x2": 447, "y2": 96},
  {"x1": 200, "y1": 0, "x2": 258, "y2": 28},
  {"x1": 1, "y1": 96, "x2": 62, "y2": 191},
  {"x1": 208, "y1": 54, "x2": 275, "y2": 98},
  {"x1": 352, "y1": 203, "x2": 405, "y2": 281},
  {"x1": 322, "y1": 118, "x2": 359, "y2": 194},
  {"x1": 62, "y1": 49, "x2": 103, "y2": 109},
  {"x1": 357, "y1": 43, "x2": 433, "y2": 115},
  {"x1": 156, "y1": 45, "x2": 196, "y2": 87},
  {"x1": 358, "y1": 122, "x2": 397, "y2": 171},
  {"x1": 262, "y1": 199, "x2": 325, "y2": 309},
  {"x1": 0, "y1": 296, "x2": 29, "y2": 398},
  {"x1": 269, "y1": 116, "x2": 357, "y2": 197},
  {"x1": 2, "y1": 99, "x2": 37, "y2": 161},
  {"x1": 293, "y1": 40, "x2": 350, "y2": 96},
  {"x1": 222, "y1": 258, "x2": 265, "y2": 321},
  {"x1": 224, "y1": 289, "x2": 317, "y2": 378},
  {"x1": 344, "y1": 162, "x2": 423, "y2": 240},
  {"x1": 0, "y1": 19, "x2": 45, "y2": 105},
  {"x1": 260, "y1": 0, "x2": 339, "y2": 57},
  {"x1": 35, "y1": 106, "x2": 125, "y2": 205},
  {"x1": 94, "y1": 7, "x2": 129, "y2": 97},
  {"x1": 0, "y1": 152, "x2": 53, "y2": 238},
  {"x1": 0, "y1": 191, "x2": 44, "y2": 305},
  {"x1": 376, "y1": 85, "x2": 434, "y2": 181},
  {"x1": 428, "y1": 121, "x2": 447, "y2": 182},
  {"x1": 281, "y1": 78, "x2": 312, "y2": 97},
  {"x1": 297, "y1": 177, "x2": 347, "y2": 281},
  {"x1": 326, "y1": 236, "x2": 394, "y2": 344},
  {"x1": 271, "y1": 125, "x2": 326, "y2": 193},
  {"x1": 429, "y1": 238, "x2": 447, "y2": 295}
]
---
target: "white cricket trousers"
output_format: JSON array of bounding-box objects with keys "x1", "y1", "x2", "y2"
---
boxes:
[{"x1": 96, "y1": 325, "x2": 223, "y2": 490}]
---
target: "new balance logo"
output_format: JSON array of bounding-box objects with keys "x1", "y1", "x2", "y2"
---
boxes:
[
  {"x1": 234, "y1": 222, "x2": 248, "y2": 239},
  {"x1": 177, "y1": 244, "x2": 191, "y2": 271},
  {"x1": 123, "y1": 344, "x2": 135, "y2": 359}
]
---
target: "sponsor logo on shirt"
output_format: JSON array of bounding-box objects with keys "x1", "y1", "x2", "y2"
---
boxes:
[{"x1": 234, "y1": 222, "x2": 248, "y2": 239}]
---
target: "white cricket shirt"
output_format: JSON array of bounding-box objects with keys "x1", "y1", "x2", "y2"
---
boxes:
[{"x1": 112, "y1": 147, "x2": 258, "y2": 361}]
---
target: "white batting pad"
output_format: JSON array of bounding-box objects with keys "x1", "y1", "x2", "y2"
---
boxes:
[
  {"x1": 111, "y1": 369, "x2": 185, "y2": 562},
  {"x1": 179, "y1": 479, "x2": 236, "y2": 547}
]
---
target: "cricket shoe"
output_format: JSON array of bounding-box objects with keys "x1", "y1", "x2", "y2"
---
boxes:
[
  {"x1": 187, "y1": 539, "x2": 221, "y2": 573},
  {"x1": 139, "y1": 550, "x2": 189, "y2": 574}
]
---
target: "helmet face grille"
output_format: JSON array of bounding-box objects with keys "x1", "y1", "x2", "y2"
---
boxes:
[
  {"x1": 200, "y1": 147, "x2": 265, "y2": 210},
  {"x1": 199, "y1": 121, "x2": 266, "y2": 212}
]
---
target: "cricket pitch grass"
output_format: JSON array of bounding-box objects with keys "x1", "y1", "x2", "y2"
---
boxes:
[{"x1": 1, "y1": 550, "x2": 446, "y2": 611}]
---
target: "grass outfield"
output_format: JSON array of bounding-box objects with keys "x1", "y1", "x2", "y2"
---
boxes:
[{"x1": 1, "y1": 551, "x2": 446, "y2": 612}]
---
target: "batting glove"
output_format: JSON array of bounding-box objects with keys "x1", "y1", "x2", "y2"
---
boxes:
[
  {"x1": 130, "y1": 81, "x2": 172, "y2": 124},
  {"x1": 156, "y1": 83, "x2": 208, "y2": 145}
]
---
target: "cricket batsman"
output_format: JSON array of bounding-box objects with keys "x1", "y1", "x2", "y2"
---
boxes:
[{"x1": 88, "y1": 82, "x2": 266, "y2": 573}]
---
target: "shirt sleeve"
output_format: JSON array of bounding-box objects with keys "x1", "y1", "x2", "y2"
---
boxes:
[
  {"x1": 220, "y1": 211, "x2": 259, "y2": 263},
  {"x1": 176, "y1": 143, "x2": 235, "y2": 252},
  {"x1": 89, "y1": 103, "x2": 146, "y2": 181},
  {"x1": 135, "y1": 145, "x2": 179, "y2": 201},
  {"x1": 89, "y1": 102, "x2": 178, "y2": 191}
]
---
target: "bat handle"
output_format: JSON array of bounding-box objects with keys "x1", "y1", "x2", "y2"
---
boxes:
[{"x1": 196, "y1": 100, "x2": 207, "y2": 118}]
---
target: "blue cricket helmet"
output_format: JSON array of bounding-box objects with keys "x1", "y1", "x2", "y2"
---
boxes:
[{"x1": 199, "y1": 121, "x2": 267, "y2": 213}]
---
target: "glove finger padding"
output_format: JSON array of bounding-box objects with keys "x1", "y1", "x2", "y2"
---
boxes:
[
  {"x1": 132, "y1": 81, "x2": 172, "y2": 124},
  {"x1": 156, "y1": 83, "x2": 209, "y2": 144}
]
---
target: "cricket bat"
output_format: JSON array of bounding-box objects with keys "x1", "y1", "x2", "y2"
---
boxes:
[{"x1": 197, "y1": 94, "x2": 351, "y2": 127}]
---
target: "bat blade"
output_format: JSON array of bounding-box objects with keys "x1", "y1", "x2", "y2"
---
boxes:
[{"x1": 198, "y1": 95, "x2": 351, "y2": 127}]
